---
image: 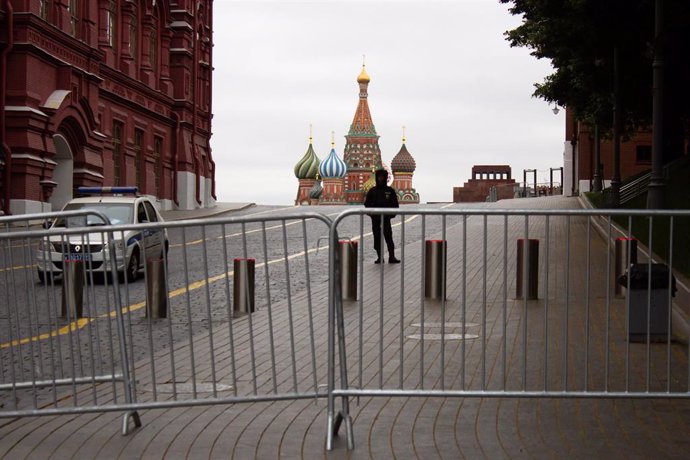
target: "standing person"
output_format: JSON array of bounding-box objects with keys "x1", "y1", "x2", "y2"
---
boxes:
[{"x1": 364, "y1": 168, "x2": 401, "y2": 264}]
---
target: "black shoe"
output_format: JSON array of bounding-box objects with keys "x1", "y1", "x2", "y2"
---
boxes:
[
  {"x1": 374, "y1": 258, "x2": 382, "y2": 264},
  {"x1": 389, "y1": 256, "x2": 401, "y2": 264}
]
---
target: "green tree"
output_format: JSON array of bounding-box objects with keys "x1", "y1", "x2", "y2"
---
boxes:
[{"x1": 500, "y1": 0, "x2": 690, "y2": 161}]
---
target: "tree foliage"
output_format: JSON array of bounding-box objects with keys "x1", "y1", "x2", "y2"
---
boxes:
[{"x1": 500, "y1": 0, "x2": 690, "y2": 152}]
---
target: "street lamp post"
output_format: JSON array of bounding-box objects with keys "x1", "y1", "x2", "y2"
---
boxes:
[
  {"x1": 648, "y1": 0, "x2": 665, "y2": 209},
  {"x1": 592, "y1": 123, "x2": 603, "y2": 192}
]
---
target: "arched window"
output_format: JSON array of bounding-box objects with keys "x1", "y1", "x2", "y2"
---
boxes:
[
  {"x1": 39, "y1": 0, "x2": 51, "y2": 21},
  {"x1": 106, "y1": 0, "x2": 117, "y2": 50},
  {"x1": 149, "y1": 23, "x2": 158, "y2": 76},
  {"x1": 68, "y1": 0, "x2": 79, "y2": 37},
  {"x1": 129, "y1": 11, "x2": 138, "y2": 62}
]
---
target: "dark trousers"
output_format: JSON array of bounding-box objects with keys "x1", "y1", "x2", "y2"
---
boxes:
[{"x1": 371, "y1": 215, "x2": 394, "y2": 256}]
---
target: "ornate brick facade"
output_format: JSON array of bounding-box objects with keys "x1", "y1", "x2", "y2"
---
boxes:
[{"x1": 0, "y1": 0, "x2": 214, "y2": 215}]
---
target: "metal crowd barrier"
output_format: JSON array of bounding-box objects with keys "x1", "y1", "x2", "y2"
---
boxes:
[
  {"x1": 0, "y1": 210, "x2": 139, "y2": 434},
  {"x1": 326, "y1": 207, "x2": 690, "y2": 450},
  {"x1": 1, "y1": 210, "x2": 333, "y2": 437}
]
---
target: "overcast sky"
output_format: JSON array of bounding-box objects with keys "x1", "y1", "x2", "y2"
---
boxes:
[{"x1": 212, "y1": 0, "x2": 565, "y2": 205}]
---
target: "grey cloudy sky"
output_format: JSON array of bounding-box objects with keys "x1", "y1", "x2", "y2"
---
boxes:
[{"x1": 212, "y1": 0, "x2": 565, "y2": 205}]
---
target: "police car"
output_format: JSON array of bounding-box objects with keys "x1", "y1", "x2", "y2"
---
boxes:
[{"x1": 36, "y1": 187, "x2": 169, "y2": 283}]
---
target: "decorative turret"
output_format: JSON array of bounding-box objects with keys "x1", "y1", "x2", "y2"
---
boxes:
[
  {"x1": 294, "y1": 126, "x2": 321, "y2": 205},
  {"x1": 390, "y1": 127, "x2": 420, "y2": 204},
  {"x1": 343, "y1": 58, "x2": 383, "y2": 203},
  {"x1": 318, "y1": 132, "x2": 347, "y2": 204}
]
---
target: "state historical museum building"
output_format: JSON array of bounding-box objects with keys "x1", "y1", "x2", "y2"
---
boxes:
[{"x1": 0, "y1": 0, "x2": 215, "y2": 215}]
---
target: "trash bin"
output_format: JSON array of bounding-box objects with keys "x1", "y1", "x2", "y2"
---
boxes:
[{"x1": 617, "y1": 263, "x2": 676, "y2": 342}]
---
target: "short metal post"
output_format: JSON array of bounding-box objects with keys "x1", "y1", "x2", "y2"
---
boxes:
[
  {"x1": 61, "y1": 260, "x2": 84, "y2": 318},
  {"x1": 233, "y1": 258, "x2": 255, "y2": 314},
  {"x1": 516, "y1": 239, "x2": 539, "y2": 300},
  {"x1": 424, "y1": 240, "x2": 447, "y2": 300},
  {"x1": 615, "y1": 237, "x2": 638, "y2": 297},
  {"x1": 339, "y1": 240, "x2": 358, "y2": 301},
  {"x1": 145, "y1": 258, "x2": 167, "y2": 318}
]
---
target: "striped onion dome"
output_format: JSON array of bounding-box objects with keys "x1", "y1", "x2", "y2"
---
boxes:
[
  {"x1": 294, "y1": 141, "x2": 320, "y2": 179},
  {"x1": 318, "y1": 147, "x2": 347, "y2": 179},
  {"x1": 309, "y1": 178, "x2": 323, "y2": 199},
  {"x1": 391, "y1": 143, "x2": 416, "y2": 173}
]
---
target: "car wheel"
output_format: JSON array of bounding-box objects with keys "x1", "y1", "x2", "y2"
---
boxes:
[{"x1": 126, "y1": 249, "x2": 140, "y2": 283}]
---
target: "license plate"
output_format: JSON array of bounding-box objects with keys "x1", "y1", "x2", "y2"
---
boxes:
[{"x1": 63, "y1": 253, "x2": 92, "y2": 262}]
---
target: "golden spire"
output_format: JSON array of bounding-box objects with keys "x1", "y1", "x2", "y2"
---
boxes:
[
  {"x1": 309, "y1": 123, "x2": 313, "y2": 144},
  {"x1": 331, "y1": 130, "x2": 335, "y2": 148},
  {"x1": 402, "y1": 126, "x2": 406, "y2": 144},
  {"x1": 357, "y1": 55, "x2": 370, "y2": 83}
]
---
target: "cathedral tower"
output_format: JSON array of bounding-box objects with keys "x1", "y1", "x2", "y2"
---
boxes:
[{"x1": 343, "y1": 64, "x2": 383, "y2": 203}]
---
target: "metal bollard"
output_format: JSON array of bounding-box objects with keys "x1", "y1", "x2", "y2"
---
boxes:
[
  {"x1": 233, "y1": 258, "x2": 255, "y2": 314},
  {"x1": 425, "y1": 240, "x2": 447, "y2": 300},
  {"x1": 339, "y1": 240, "x2": 358, "y2": 301},
  {"x1": 614, "y1": 237, "x2": 638, "y2": 297},
  {"x1": 145, "y1": 258, "x2": 167, "y2": 318},
  {"x1": 61, "y1": 260, "x2": 84, "y2": 318},
  {"x1": 516, "y1": 239, "x2": 539, "y2": 300}
]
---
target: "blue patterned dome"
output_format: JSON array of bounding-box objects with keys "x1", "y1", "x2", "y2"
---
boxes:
[{"x1": 318, "y1": 148, "x2": 347, "y2": 179}]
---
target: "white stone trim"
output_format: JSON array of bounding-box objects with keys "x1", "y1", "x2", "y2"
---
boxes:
[
  {"x1": 10, "y1": 199, "x2": 52, "y2": 216},
  {"x1": 170, "y1": 21, "x2": 193, "y2": 30},
  {"x1": 12, "y1": 153, "x2": 58, "y2": 166},
  {"x1": 4, "y1": 106, "x2": 48, "y2": 117},
  {"x1": 73, "y1": 168, "x2": 105, "y2": 179}
]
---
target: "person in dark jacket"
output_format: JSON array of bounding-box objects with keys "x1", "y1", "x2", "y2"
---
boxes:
[{"x1": 364, "y1": 168, "x2": 400, "y2": 264}]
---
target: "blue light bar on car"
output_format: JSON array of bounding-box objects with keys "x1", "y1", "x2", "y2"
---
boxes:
[{"x1": 77, "y1": 186, "x2": 139, "y2": 195}]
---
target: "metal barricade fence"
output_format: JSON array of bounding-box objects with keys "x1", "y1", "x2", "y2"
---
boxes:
[
  {"x1": 326, "y1": 207, "x2": 690, "y2": 450},
  {"x1": 1, "y1": 210, "x2": 333, "y2": 436},
  {"x1": 0, "y1": 210, "x2": 139, "y2": 434}
]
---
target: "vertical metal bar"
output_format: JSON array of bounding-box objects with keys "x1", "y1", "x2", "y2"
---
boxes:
[
  {"x1": 88, "y1": 232, "x2": 105, "y2": 378},
  {"x1": 259, "y1": 221, "x2": 276, "y2": 394},
  {"x1": 399, "y1": 214, "x2": 406, "y2": 390},
  {"x1": 82, "y1": 232, "x2": 98, "y2": 403},
  {"x1": 504, "y1": 215, "x2": 508, "y2": 389},
  {"x1": 625, "y1": 216, "x2": 632, "y2": 392},
  {"x1": 7, "y1": 234, "x2": 25, "y2": 383},
  {"x1": 2, "y1": 237, "x2": 19, "y2": 408},
  {"x1": 605, "y1": 217, "x2": 612, "y2": 392},
  {"x1": 40, "y1": 233, "x2": 59, "y2": 405},
  {"x1": 544, "y1": 215, "x2": 550, "y2": 391},
  {"x1": 420, "y1": 215, "x2": 426, "y2": 390},
  {"x1": 142, "y1": 231, "x2": 158, "y2": 402},
  {"x1": 564, "y1": 216, "x2": 571, "y2": 391},
  {"x1": 667, "y1": 216, "x2": 673, "y2": 393},
  {"x1": 241, "y1": 222, "x2": 258, "y2": 395},
  {"x1": 482, "y1": 215, "x2": 487, "y2": 390},
  {"x1": 120, "y1": 228, "x2": 136, "y2": 396},
  {"x1": 378, "y1": 213, "x2": 384, "y2": 390},
  {"x1": 461, "y1": 215, "x2": 467, "y2": 391},
  {"x1": 326, "y1": 221, "x2": 337, "y2": 451},
  {"x1": 221, "y1": 224, "x2": 238, "y2": 397},
  {"x1": 20, "y1": 233, "x2": 39, "y2": 408},
  {"x1": 281, "y1": 219, "x2": 299, "y2": 393},
  {"x1": 585, "y1": 216, "x2": 591, "y2": 391},
  {"x1": 523, "y1": 215, "x2": 529, "y2": 390},
  {"x1": 441, "y1": 214, "x2": 447, "y2": 390},
  {"x1": 181, "y1": 226, "x2": 197, "y2": 398},
  {"x1": 201, "y1": 225, "x2": 218, "y2": 397},
  {"x1": 358, "y1": 215, "x2": 364, "y2": 393},
  {"x1": 301, "y1": 219, "x2": 318, "y2": 396},
  {"x1": 646, "y1": 217, "x2": 653, "y2": 391}
]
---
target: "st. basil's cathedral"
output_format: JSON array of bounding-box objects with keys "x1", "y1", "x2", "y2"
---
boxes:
[{"x1": 293, "y1": 65, "x2": 420, "y2": 205}]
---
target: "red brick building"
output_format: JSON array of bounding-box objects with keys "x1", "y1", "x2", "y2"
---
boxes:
[{"x1": 0, "y1": 0, "x2": 214, "y2": 215}]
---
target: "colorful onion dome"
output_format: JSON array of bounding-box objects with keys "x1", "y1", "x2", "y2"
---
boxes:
[
  {"x1": 391, "y1": 141, "x2": 416, "y2": 173},
  {"x1": 294, "y1": 138, "x2": 320, "y2": 179},
  {"x1": 309, "y1": 177, "x2": 323, "y2": 199},
  {"x1": 362, "y1": 167, "x2": 376, "y2": 194},
  {"x1": 357, "y1": 64, "x2": 370, "y2": 84},
  {"x1": 319, "y1": 134, "x2": 347, "y2": 179}
]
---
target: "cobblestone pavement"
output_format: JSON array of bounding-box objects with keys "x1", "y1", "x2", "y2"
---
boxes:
[{"x1": 2, "y1": 197, "x2": 690, "y2": 458}]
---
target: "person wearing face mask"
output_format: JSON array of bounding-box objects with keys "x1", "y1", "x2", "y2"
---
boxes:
[{"x1": 364, "y1": 168, "x2": 401, "y2": 264}]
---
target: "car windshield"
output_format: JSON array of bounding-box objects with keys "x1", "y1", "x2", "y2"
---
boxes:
[{"x1": 53, "y1": 203, "x2": 134, "y2": 227}]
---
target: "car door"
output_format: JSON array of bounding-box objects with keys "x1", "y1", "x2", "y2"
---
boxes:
[{"x1": 143, "y1": 201, "x2": 163, "y2": 258}]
